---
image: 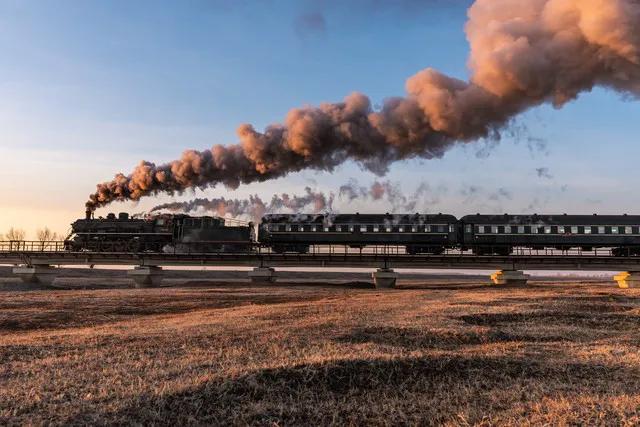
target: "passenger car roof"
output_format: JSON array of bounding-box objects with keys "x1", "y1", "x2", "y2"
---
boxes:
[
  {"x1": 261, "y1": 213, "x2": 458, "y2": 223},
  {"x1": 460, "y1": 214, "x2": 640, "y2": 225}
]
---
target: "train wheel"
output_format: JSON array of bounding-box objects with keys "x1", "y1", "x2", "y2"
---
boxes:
[
  {"x1": 612, "y1": 247, "x2": 627, "y2": 257},
  {"x1": 128, "y1": 240, "x2": 141, "y2": 253}
]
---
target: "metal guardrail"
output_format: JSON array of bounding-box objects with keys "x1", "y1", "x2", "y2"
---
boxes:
[
  {"x1": 0, "y1": 241, "x2": 66, "y2": 252},
  {"x1": 3, "y1": 240, "x2": 640, "y2": 271},
  {"x1": 0, "y1": 240, "x2": 626, "y2": 257}
]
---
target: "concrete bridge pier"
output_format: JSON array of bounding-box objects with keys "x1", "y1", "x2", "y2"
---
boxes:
[
  {"x1": 12, "y1": 265, "x2": 58, "y2": 287},
  {"x1": 372, "y1": 268, "x2": 399, "y2": 288},
  {"x1": 489, "y1": 270, "x2": 530, "y2": 286},
  {"x1": 613, "y1": 272, "x2": 640, "y2": 289},
  {"x1": 127, "y1": 266, "x2": 163, "y2": 288},
  {"x1": 248, "y1": 267, "x2": 277, "y2": 283}
]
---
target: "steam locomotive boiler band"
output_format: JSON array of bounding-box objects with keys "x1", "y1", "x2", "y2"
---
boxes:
[{"x1": 59, "y1": 210, "x2": 640, "y2": 257}]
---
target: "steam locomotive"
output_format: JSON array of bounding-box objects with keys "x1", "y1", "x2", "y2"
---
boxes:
[
  {"x1": 65, "y1": 210, "x2": 640, "y2": 256},
  {"x1": 65, "y1": 210, "x2": 254, "y2": 253}
]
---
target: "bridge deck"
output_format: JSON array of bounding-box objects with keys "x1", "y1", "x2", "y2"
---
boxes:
[{"x1": 2, "y1": 249, "x2": 640, "y2": 271}]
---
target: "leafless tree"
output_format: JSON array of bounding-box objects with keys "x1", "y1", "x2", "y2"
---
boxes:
[
  {"x1": 3, "y1": 227, "x2": 27, "y2": 251},
  {"x1": 4, "y1": 227, "x2": 26, "y2": 241},
  {"x1": 36, "y1": 227, "x2": 60, "y2": 251},
  {"x1": 36, "y1": 227, "x2": 59, "y2": 242}
]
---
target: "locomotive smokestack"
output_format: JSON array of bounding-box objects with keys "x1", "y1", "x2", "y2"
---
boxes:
[
  {"x1": 85, "y1": 209, "x2": 92, "y2": 220},
  {"x1": 87, "y1": 0, "x2": 640, "y2": 210}
]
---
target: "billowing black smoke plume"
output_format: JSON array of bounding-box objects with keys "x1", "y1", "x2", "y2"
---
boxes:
[{"x1": 87, "y1": 0, "x2": 640, "y2": 210}]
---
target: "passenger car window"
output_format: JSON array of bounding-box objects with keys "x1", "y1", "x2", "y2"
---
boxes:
[
  {"x1": 425, "y1": 225, "x2": 431, "y2": 233},
  {"x1": 504, "y1": 226, "x2": 512, "y2": 234},
  {"x1": 571, "y1": 226, "x2": 578, "y2": 234},
  {"x1": 518, "y1": 226, "x2": 525, "y2": 234},
  {"x1": 478, "y1": 226, "x2": 485, "y2": 234},
  {"x1": 412, "y1": 226, "x2": 417, "y2": 233},
  {"x1": 544, "y1": 226, "x2": 551, "y2": 234},
  {"x1": 360, "y1": 226, "x2": 367, "y2": 232},
  {"x1": 626, "y1": 226, "x2": 632, "y2": 234},
  {"x1": 584, "y1": 227, "x2": 592, "y2": 234},
  {"x1": 612, "y1": 227, "x2": 619, "y2": 234},
  {"x1": 491, "y1": 226, "x2": 498, "y2": 234},
  {"x1": 373, "y1": 225, "x2": 380, "y2": 232},
  {"x1": 598, "y1": 226, "x2": 605, "y2": 234}
]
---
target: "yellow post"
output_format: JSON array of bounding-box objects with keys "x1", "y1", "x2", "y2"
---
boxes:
[{"x1": 613, "y1": 272, "x2": 640, "y2": 289}]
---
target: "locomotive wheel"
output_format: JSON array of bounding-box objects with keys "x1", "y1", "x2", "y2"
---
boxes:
[
  {"x1": 612, "y1": 247, "x2": 627, "y2": 257},
  {"x1": 113, "y1": 241, "x2": 127, "y2": 252},
  {"x1": 128, "y1": 240, "x2": 141, "y2": 253}
]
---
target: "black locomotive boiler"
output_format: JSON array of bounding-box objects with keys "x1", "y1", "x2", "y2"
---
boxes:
[{"x1": 65, "y1": 210, "x2": 254, "y2": 253}]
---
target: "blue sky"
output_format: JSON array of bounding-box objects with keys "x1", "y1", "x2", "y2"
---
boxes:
[{"x1": 1, "y1": 0, "x2": 639, "y2": 236}]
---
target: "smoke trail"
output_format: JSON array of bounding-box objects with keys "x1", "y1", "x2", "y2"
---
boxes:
[
  {"x1": 536, "y1": 167, "x2": 553, "y2": 179},
  {"x1": 88, "y1": 0, "x2": 640, "y2": 210},
  {"x1": 151, "y1": 179, "x2": 451, "y2": 221},
  {"x1": 150, "y1": 187, "x2": 335, "y2": 221},
  {"x1": 151, "y1": 195, "x2": 268, "y2": 221},
  {"x1": 339, "y1": 179, "x2": 427, "y2": 211}
]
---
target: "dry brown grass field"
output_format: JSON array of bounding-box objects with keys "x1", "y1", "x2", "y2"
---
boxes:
[{"x1": 1, "y1": 269, "x2": 640, "y2": 425}]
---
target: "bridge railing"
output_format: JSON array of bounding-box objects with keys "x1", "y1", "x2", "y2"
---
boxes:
[
  {"x1": 0, "y1": 241, "x2": 66, "y2": 252},
  {"x1": 0, "y1": 240, "x2": 622, "y2": 258}
]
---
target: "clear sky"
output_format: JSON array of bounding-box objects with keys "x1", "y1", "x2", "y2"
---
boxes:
[{"x1": 2, "y1": 0, "x2": 640, "y2": 238}]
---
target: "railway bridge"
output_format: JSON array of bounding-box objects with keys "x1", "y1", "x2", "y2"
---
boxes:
[{"x1": 2, "y1": 241, "x2": 640, "y2": 289}]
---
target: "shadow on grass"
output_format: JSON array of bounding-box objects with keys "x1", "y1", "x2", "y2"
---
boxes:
[
  {"x1": 335, "y1": 326, "x2": 563, "y2": 350},
  {"x1": 450, "y1": 294, "x2": 640, "y2": 311},
  {"x1": 0, "y1": 293, "x2": 326, "y2": 332},
  {"x1": 458, "y1": 311, "x2": 640, "y2": 329},
  {"x1": 399, "y1": 283, "x2": 490, "y2": 291},
  {"x1": 68, "y1": 354, "x2": 638, "y2": 425}
]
